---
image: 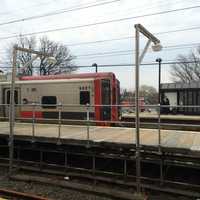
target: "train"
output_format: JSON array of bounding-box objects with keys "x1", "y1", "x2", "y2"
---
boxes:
[{"x1": 0, "y1": 72, "x2": 120, "y2": 122}]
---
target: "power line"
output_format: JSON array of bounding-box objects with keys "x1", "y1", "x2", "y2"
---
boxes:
[
  {"x1": 0, "y1": 4, "x2": 199, "y2": 40},
  {"x1": 0, "y1": 0, "x2": 120, "y2": 27},
  {"x1": 0, "y1": 60, "x2": 200, "y2": 69},
  {"x1": 66, "y1": 26, "x2": 200, "y2": 47},
  {"x1": 75, "y1": 42, "x2": 200, "y2": 58},
  {"x1": 0, "y1": 40, "x2": 199, "y2": 58},
  {"x1": 0, "y1": 0, "x2": 57, "y2": 16},
  {"x1": 0, "y1": 41, "x2": 199, "y2": 60},
  {"x1": 0, "y1": 24, "x2": 199, "y2": 49},
  {"x1": 66, "y1": 36, "x2": 131, "y2": 46}
]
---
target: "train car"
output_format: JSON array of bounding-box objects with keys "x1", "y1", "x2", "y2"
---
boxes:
[{"x1": 0, "y1": 72, "x2": 120, "y2": 122}]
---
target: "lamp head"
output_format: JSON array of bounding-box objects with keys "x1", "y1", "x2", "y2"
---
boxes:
[
  {"x1": 92, "y1": 63, "x2": 97, "y2": 67},
  {"x1": 152, "y1": 42, "x2": 162, "y2": 52},
  {"x1": 46, "y1": 56, "x2": 57, "y2": 65},
  {"x1": 156, "y1": 58, "x2": 162, "y2": 62}
]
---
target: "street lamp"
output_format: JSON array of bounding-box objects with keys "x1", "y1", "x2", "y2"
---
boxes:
[
  {"x1": 92, "y1": 63, "x2": 98, "y2": 73},
  {"x1": 9, "y1": 45, "x2": 56, "y2": 176},
  {"x1": 134, "y1": 24, "x2": 162, "y2": 194}
]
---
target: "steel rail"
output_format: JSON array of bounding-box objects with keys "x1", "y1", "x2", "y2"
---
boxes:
[
  {"x1": 0, "y1": 158, "x2": 200, "y2": 198},
  {"x1": 0, "y1": 188, "x2": 50, "y2": 200}
]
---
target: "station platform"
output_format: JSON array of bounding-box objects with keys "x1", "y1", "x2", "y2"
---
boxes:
[
  {"x1": 122, "y1": 112, "x2": 200, "y2": 121},
  {"x1": 0, "y1": 122, "x2": 200, "y2": 154}
]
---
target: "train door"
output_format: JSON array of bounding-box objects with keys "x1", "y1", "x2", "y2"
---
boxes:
[
  {"x1": 3, "y1": 88, "x2": 20, "y2": 118},
  {"x1": 101, "y1": 79, "x2": 111, "y2": 120}
]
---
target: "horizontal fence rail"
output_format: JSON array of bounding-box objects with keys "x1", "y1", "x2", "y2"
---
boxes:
[
  {"x1": 0, "y1": 103, "x2": 200, "y2": 144},
  {"x1": 0, "y1": 102, "x2": 200, "y2": 196}
]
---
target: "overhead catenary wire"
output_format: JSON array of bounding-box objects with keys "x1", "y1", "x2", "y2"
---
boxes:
[
  {"x1": 65, "y1": 26, "x2": 200, "y2": 47},
  {"x1": 74, "y1": 42, "x2": 200, "y2": 58},
  {"x1": 0, "y1": 24, "x2": 199, "y2": 54},
  {"x1": 0, "y1": 0, "x2": 114, "y2": 16},
  {"x1": 0, "y1": 60, "x2": 200, "y2": 69},
  {"x1": 0, "y1": 0, "x2": 58, "y2": 16},
  {"x1": 0, "y1": 5, "x2": 199, "y2": 41},
  {"x1": 0, "y1": 0, "x2": 120, "y2": 27},
  {"x1": 0, "y1": 41, "x2": 199, "y2": 60}
]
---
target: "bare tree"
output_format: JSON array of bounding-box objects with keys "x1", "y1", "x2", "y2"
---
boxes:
[
  {"x1": 5, "y1": 36, "x2": 76, "y2": 76},
  {"x1": 4, "y1": 36, "x2": 36, "y2": 75},
  {"x1": 140, "y1": 85, "x2": 158, "y2": 104},
  {"x1": 171, "y1": 47, "x2": 200, "y2": 83},
  {"x1": 120, "y1": 85, "x2": 158, "y2": 104},
  {"x1": 38, "y1": 36, "x2": 76, "y2": 75}
]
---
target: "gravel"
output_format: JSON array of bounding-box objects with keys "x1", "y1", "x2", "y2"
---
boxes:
[
  {"x1": 0, "y1": 167, "x2": 193, "y2": 200},
  {"x1": 0, "y1": 167, "x2": 112, "y2": 200}
]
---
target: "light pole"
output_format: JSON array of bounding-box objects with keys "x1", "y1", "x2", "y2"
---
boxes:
[
  {"x1": 134, "y1": 24, "x2": 162, "y2": 193},
  {"x1": 156, "y1": 58, "x2": 162, "y2": 104},
  {"x1": 92, "y1": 63, "x2": 98, "y2": 73},
  {"x1": 9, "y1": 45, "x2": 56, "y2": 176}
]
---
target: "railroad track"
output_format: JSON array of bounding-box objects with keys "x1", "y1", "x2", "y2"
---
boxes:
[
  {"x1": 0, "y1": 188, "x2": 50, "y2": 200},
  {"x1": 0, "y1": 158, "x2": 200, "y2": 200}
]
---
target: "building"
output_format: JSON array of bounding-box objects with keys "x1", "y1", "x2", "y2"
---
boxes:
[{"x1": 160, "y1": 81, "x2": 200, "y2": 115}]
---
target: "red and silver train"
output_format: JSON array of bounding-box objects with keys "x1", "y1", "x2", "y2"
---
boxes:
[{"x1": 0, "y1": 72, "x2": 120, "y2": 122}]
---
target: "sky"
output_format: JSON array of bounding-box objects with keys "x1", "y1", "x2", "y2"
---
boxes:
[{"x1": 0, "y1": 0, "x2": 200, "y2": 90}]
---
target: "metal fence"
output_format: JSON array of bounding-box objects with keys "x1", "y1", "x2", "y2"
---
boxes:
[
  {"x1": 1, "y1": 103, "x2": 200, "y2": 145},
  {"x1": 1, "y1": 103, "x2": 200, "y2": 190}
]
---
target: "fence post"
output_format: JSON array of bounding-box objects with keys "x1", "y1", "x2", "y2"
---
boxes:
[
  {"x1": 158, "y1": 104, "x2": 161, "y2": 152},
  {"x1": 158, "y1": 103, "x2": 164, "y2": 185},
  {"x1": 86, "y1": 103, "x2": 90, "y2": 147},
  {"x1": 57, "y1": 102, "x2": 62, "y2": 145},
  {"x1": 31, "y1": 103, "x2": 36, "y2": 143}
]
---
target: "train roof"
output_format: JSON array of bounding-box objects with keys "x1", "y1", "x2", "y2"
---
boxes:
[
  {"x1": 20, "y1": 72, "x2": 115, "y2": 81},
  {"x1": 0, "y1": 78, "x2": 94, "y2": 85}
]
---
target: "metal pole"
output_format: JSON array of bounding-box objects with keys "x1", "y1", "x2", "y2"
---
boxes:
[
  {"x1": 156, "y1": 58, "x2": 162, "y2": 152},
  {"x1": 57, "y1": 102, "x2": 62, "y2": 145},
  {"x1": 156, "y1": 58, "x2": 163, "y2": 185},
  {"x1": 32, "y1": 103, "x2": 35, "y2": 143},
  {"x1": 157, "y1": 58, "x2": 162, "y2": 104},
  {"x1": 92, "y1": 63, "x2": 98, "y2": 73},
  {"x1": 135, "y1": 26, "x2": 141, "y2": 193},
  {"x1": 9, "y1": 44, "x2": 17, "y2": 176},
  {"x1": 86, "y1": 104, "x2": 90, "y2": 147}
]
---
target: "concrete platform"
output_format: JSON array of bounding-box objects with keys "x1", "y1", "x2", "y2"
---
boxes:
[
  {"x1": 0, "y1": 122, "x2": 200, "y2": 153},
  {"x1": 122, "y1": 112, "x2": 200, "y2": 121}
]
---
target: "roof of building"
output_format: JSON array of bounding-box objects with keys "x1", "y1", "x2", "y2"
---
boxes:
[{"x1": 161, "y1": 81, "x2": 200, "y2": 90}]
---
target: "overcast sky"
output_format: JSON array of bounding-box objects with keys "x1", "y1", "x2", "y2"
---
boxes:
[{"x1": 0, "y1": 0, "x2": 200, "y2": 90}]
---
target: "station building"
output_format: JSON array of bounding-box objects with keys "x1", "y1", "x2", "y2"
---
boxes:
[{"x1": 160, "y1": 81, "x2": 200, "y2": 115}]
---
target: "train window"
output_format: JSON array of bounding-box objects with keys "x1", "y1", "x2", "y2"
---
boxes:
[
  {"x1": 102, "y1": 79, "x2": 111, "y2": 105},
  {"x1": 80, "y1": 91, "x2": 90, "y2": 105},
  {"x1": 6, "y1": 90, "x2": 18, "y2": 104},
  {"x1": 42, "y1": 96, "x2": 57, "y2": 108}
]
